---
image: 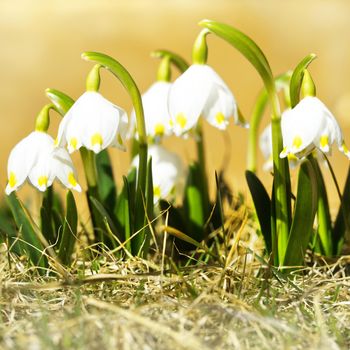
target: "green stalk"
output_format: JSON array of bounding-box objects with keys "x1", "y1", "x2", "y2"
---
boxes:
[
  {"x1": 313, "y1": 160, "x2": 332, "y2": 256},
  {"x1": 81, "y1": 52, "x2": 149, "y2": 255},
  {"x1": 246, "y1": 72, "x2": 292, "y2": 173},
  {"x1": 247, "y1": 91, "x2": 268, "y2": 173},
  {"x1": 199, "y1": 20, "x2": 291, "y2": 265},
  {"x1": 195, "y1": 121, "x2": 210, "y2": 221},
  {"x1": 269, "y1": 92, "x2": 291, "y2": 264}
]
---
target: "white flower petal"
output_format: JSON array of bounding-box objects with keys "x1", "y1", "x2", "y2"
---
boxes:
[
  {"x1": 6, "y1": 131, "x2": 51, "y2": 194},
  {"x1": 132, "y1": 144, "x2": 184, "y2": 203},
  {"x1": 168, "y1": 64, "x2": 213, "y2": 135},
  {"x1": 57, "y1": 91, "x2": 127, "y2": 154},
  {"x1": 6, "y1": 131, "x2": 80, "y2": 194},
  {"x1": 281, "y1": 100, "x2": 326, "y2": 158},
  {"x1": 132, "y1": 81, "x2": 173, "y2": 140},
  {"x1": 203, "y1": 85, "x2": 236, "y2": 130},
  {"x1": 52, "y1": 147, "x2": 81, "y2": 192},
  {"x1": 111, "y1": 108, "x2": 129, "y2": 151}
]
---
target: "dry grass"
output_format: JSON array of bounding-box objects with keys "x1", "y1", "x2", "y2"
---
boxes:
[{"x1": 0, "y1": 242, "x2": 350, "y2": 350}]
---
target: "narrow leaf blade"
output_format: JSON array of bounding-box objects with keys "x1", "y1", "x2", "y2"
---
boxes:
[
  {"x1": 283, "y1": 159, "x2": 318, "y2": 266},
  {"x1": 245, "y1": 170, "x2": 272, "y2": 253}
]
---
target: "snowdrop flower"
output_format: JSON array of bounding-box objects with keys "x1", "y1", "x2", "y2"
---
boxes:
[
  {"x1": 168, "y1": 64, "x2": 245, "y2": 136},
  {"x1": 130, "y1": 81, "x2": 173, "y2": 141},
  {"x1": 280, "y1": 96, "x2": 350, "y2": 159},
  {"x1": 5, "y1": 131, "x2": 81, "y2": 195},
  {"x1": 132, "y1": 144, "x2": 184, "y2": 203},
  {"x1": 260, "y1": 118, "x2": 299, "y2": 172},
  {"x1": 56, "y1": 91, "x2": 128, "y2": 154}
]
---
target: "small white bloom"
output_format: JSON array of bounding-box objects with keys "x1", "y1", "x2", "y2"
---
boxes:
[
  {"x1": 260, "y1": 117, "x2": 300, "y2": 172},
  {"x1": 280, "y1": 96, "x2": 350, "y2": 159},
  {"x1": 5, "y1": 131, "x2": 81, "y2": 195},
  {"x1": 132, "y1": 144, "x2": 184, "y2": 203},
  {"x1": 130, "y1": 81, "x2": 173, "y2": 141},
  {"x1": 168, "y1": 64, "x2": 243, "y2": 136},
  {"x1": 56, "y1": 91, "x2": 128, "y2": 154}
]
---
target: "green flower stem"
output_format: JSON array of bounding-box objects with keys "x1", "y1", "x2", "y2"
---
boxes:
[
  {"x1": 192, "y1": 29, "x2": 210, "y2": 65},
  {"x1": 156, "y1": 56, "x2": 171, "y2": 82},
  {"x1": 81, "y1": 52, "x2": 149, "y2": 252},
  {"x1": 35, "y1": 104, "x2": 56, "y2": 132},
  {"x1": 247, "y1": 72, "x2": 292, "y2": 173},
  {"x1": 271, "y1": 109, "x2": 290, "y2": 264},
  {"x1": 247, "y1": 91, "x2": 268, "y2": 173},
  {"x1": 80, "y1": 147, "x2": 98, "y2": 188},
  {"x1": 195, "y1": 121, "x2": 210, "y2": 220},
  {"x1": 151, "y1": 50, "x2": 189, "y2": 73},
  {"x1": 198, "y1": 20, "x2": 291, "y2": 265}
]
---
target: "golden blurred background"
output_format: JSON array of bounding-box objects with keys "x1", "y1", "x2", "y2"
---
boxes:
[{"x1": 1, "y1": 0, "x2": 350, "y2": 209}]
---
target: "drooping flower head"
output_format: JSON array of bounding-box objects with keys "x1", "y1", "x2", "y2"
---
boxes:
[
  {"x1": 280, "y1": 96, "x2": 350, "y2": 159},
  {"x1": 130, "y1": 81, "x2": 173, "y2": 142},
  {"x1": 168, "y1": 29, "x2": 247, "y2": 137},
  {"x1": 132, "y1": 144, "x2": 184, "y2": 203},
  {"x1": 6, "y1": 105, "x2": 81, "y2": 195},
  {"x1": 260, "y1": 114, "x2": 299, "y2": 172},
  {"x1": 56, "y1": 91, "x2": 128, "y2": 154}
]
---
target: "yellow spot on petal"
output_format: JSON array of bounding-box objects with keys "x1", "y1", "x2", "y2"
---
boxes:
[
  {"x1": 342, "y1": 142, "x2": 350, "y2": 155},
  {"x1": 215, "y1": 112, "x2": 225, "y2": 125},
  {"x1": 68, "y1": 172, "x2": 78, "y2": 187},
  {"x1": 9, "y1": 172, "x2": 17, "y2": 188},
  {"x1": 287, "y1": 153, "x2": 298, "y2": 161},
  {"x1": 91, "y1": 133, "x2": 103, "y2": 147},
  {"x1": 54, "y1": 138, "x2": 59, "y2": 146},
  {"x1": 117, "y1": 134, "x2": 123, "y2": 146},
  {"x1": 153, "y1": 185, "x2": 161, "y2": 198},
  {"x1": 154, "y1": 123, "x2": 165, "y2": 137},
  {"x1": 175, "y1": 113, "x2": 187, "y2": 129},
  {"x1": 70, "y1": 137, "x2": 78, "y2": 150},
  {"x1": 320, "y1": 135, "x2": 329, "y2": 149},
  {"x1": 292, "y1": 136, "x2": 303, "y2": 149},
  {"x1": 169, "y1": 119, "x2": 174, "y2": 127},
  {"x1": 38, "y1": 176, "x2": 48, "y2": 188},
  {"x1": 280, "y1": 147, "x2": 288, "y2": 156}
]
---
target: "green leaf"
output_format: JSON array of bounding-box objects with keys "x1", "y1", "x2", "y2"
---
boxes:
[
  {"x1": 151, "y1": 49, "x2": 189, "y2": 73},
  {"x1": 289, "y1": 53, "x2": 317, "y2": 108},
  {"x1": 199, "y1": 19, "x2": 274, "y2": 94},
  {"x1": 45, "y1": 88, "x2": 74, "y2": 115},
  {"x1": 282, "y1": 159, "x2": 318, "y2": 267},
  {"x1": 142, "y1": 157, "x2": 154, "y2": 255},
  {"x1": 115, "y1": 168, "x2": 137, "y2": 248},
  {"x1": 6, "y1": 193, "x2": 47, "y2": 268},
  {"x1": 313, "y1": 161, "x2": 333, "y2": 256},
  {"x1": 96, "y1": 149, "x2": 117, "y2": 219},
  {"x1": 40, "y1": 187, "x2": 55, "y2": 244},
  {"x1": 333, "y1": 166, "x2": 350, "y2": 255},
  {"x1": 245, "y1": 170, "x2": 272, "y2": 253},
  {"x1": 58, "y1": 191, "x2": 78, "y2": 266},
  {"x1": 184, "y1": 162, "x2": 206, "y2": 242}
]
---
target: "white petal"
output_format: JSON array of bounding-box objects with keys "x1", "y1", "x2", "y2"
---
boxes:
[
  {"x1": 6, "y1": 131, "x2": 52, "y2": 194},
  {"x1": 259, "y1": 124, "x2": 272, "y2": 161},
  {"x1": 281, "y1": 100, "x2": 326, "y2": 158},
  {"x1": 52, "y1": 147, "x2": 81, "y2": 192},
  {"x1": 110, "y1": 108, "x2": 129, "y2": 151},
  {"x1": 58, "y1": 91, "x2": 124, "y2": 154},
  {"x1": 131, "y1": 144, "x2": 184, "y2": 203},
  {"x1": 203, "y1": 85, "x2": 236, "y2": 130},
  {"x1": 140, "y1": 81, "x2": 173, "y2": 138},
  {"x1": 168, "y1": 64, "x2": 213, "y2": 135}
]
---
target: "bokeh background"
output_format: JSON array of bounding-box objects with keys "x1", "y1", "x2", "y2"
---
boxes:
[{"x1": 1, "y1": 0, "x2": 350, "y2": 209}]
